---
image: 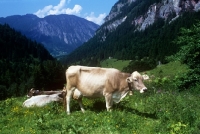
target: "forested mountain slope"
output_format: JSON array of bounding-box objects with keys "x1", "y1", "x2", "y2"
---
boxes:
[
  {"x1": 0, "y1": 24, "x2": 65, "y2": 100},
  {"x1": 61, "y1": 0, "x2": 200, "y2": 67}
]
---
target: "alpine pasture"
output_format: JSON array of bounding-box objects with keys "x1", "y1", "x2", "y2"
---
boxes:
[{"x1": 1, "y1": 61, "x2": 200, "y2": 134}]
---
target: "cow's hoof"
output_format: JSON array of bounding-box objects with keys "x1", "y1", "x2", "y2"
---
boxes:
[{"x1": 81, "y1": 109, "x2": 85, "y2": 113}]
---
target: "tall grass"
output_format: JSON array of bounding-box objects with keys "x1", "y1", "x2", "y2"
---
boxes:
[{"x1": 1, "y1": 87, "x2": 200, "y2": 133}]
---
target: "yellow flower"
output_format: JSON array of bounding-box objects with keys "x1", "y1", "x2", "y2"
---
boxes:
[{"x1": 12, "y1": 106, "x2": 19, "y2": 113}]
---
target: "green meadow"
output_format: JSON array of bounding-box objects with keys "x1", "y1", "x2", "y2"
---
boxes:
[
  {"x1": 100, "y1": 58, "x2": 131, "y2": 71},
  {"x1": 1, "y1": 61, "x2": 200, "y2": 134}
]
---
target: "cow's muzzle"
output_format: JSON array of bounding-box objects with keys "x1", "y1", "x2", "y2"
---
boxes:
[{"x1": 140, "y1": 87, "x2": 147, "y2": 93}]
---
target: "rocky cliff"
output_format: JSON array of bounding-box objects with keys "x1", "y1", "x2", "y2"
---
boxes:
[
  {"x1": 101, "y1": 0, "x2": 200, "y2": 33},
  {"x1": 62, "y1": 0, "x2": 200, "y2": 65}
]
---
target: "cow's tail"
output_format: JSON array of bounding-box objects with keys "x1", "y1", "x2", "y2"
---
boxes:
[
  {"x1": 62, "y1": 90, "x2": 67, "y2": 111},
  {"x1": 62, "y1": 84, "x2": 67, "y2": 110}
]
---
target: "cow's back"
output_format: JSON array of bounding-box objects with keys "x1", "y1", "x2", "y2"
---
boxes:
[{"x1": 66, "y1": 66, "x2": 121, "y2": 97}]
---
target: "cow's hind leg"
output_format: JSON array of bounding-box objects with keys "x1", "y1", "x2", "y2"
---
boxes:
[
  {"x1": 66, "y1": 87, "x2": 75, "y2": 115},
  {"x1": 105, "y1": 93, "x2": 113, "y2": 112},
  {"x1": 77, "y1": 97, "x2": 85, "y2": 113},
  {"x1": 73, "y1": 89, "x2": 85, "y2": 113}
]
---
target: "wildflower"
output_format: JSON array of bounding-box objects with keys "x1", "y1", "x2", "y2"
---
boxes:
[{"x1": 12, "y1": 106, "x2": 19, "y2": 113}]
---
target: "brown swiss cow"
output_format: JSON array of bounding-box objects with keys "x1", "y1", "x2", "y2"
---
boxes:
[{"x1": 65, "y1": 66, "x2": 147, "y2": 114}]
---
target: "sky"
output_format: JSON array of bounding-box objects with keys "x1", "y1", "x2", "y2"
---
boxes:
[{"x1": 0, "y1": 0, "x2": 118, "y2": 25}]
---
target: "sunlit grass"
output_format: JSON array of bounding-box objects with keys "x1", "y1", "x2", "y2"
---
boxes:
[
  {"x1": 1, "y1": 87, "x2": 200, "y2": 134},
  {"x1": 145, "y1": 61, "x2": 188, "y2": 77},
  {"x1": 100, "y1": 58, "x2": 130, "y2": 71}
]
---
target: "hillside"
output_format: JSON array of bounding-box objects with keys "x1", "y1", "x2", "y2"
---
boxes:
[
  {"x1": 0, "y1": 24, "x2": 65, "y2": 100},
  {"x1": 0, "y1": 14, "x2": 99, "y2": 57},
  {"x1": 61, "y1": 0, "x2": 200, "y2": 66},
  {"x1": 100, "y1": 58, "x2": 130, "y2": 71}
]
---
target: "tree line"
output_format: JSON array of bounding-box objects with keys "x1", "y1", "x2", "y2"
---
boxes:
[{"x1": 0, "y1": 24, "x2": 65, "y2": 100}]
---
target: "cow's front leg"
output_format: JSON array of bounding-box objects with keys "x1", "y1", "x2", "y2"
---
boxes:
[{"x1": 105, "y1": 93, "x2": 113, "y2": 112}]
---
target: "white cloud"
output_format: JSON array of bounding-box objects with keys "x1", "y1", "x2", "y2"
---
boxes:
[
  {"x1": 34, "y1": 0, "x2": 82, "y2": 17},
  {"x1": 34, "y1": 5, "x2": 53, "y2": 18},
  {"x1": 85, "y1": 12, "x2": 106, "y2": 25},
  {"x1": 65, "y1": 5, "x2": 82, "y2": 15},
  {"x1": 34, "y1": 0, "x2": 106, "y2": 25}
]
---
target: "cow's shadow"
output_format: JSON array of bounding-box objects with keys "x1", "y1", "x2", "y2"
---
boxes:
[
  {"x1": 119, "y1": 105, "x2": 158, "y2": 119},
  {"x1": 87, "y1": 101, "x2": 158, "y2": 120}
]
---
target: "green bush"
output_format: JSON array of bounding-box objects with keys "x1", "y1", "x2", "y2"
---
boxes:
[
  {"x1": 167, "y1": 22, "x2": 200, "y2": 89},
  {"x1": 122, "y1": 58, "x2": 156, "y2": 73}
]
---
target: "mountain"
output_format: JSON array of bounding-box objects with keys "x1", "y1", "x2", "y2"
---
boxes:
[
  {"x1": 62, "y1": 0, "x2": 200, "y2": 67},
  {"x1": 102, "y1": 0, "x2": 200, "y2": 32},
  {"x1": 0, "y1": 14, "x2": 99, "y2": 57}
]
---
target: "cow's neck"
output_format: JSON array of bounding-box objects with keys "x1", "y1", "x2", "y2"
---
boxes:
[
  {"x1": 123, "y1": 73, "x2": 133, "y2": 91},
  {"x1": 128, "y1": 82, "x2": 133, "y2": 91}
]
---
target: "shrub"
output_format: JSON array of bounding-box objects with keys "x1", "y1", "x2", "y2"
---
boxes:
[{"x1": 167, "y1": 22, "x2": 200, "y2": 89}]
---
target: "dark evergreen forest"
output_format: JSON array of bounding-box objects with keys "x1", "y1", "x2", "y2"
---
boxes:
[
  {"x1": 61, "y1": 10, "x2": 200, "y2": 69},
  {"x1": 0, "y1": 24, "x2": 65, "y2": 100}
]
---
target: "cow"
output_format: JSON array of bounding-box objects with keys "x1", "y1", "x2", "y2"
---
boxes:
[
  {"x1": 27, "y1": 88, "x2": 63, "y2": 98},
  {"x1": 27, "y1": 88, "x2": 83, "y2": 109},
  {"x1": 23, "y1": 93, "x2": 63, "y2": 107},
  {"x1": 65, "y1": 65, "x2": 147, "y2": 114}
]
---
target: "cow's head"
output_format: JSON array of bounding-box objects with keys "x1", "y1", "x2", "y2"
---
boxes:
[
  {"x1": 27, "y1": 88, "x2": 39, "y2": 97},
  {"x1": 126, "y1": 71, "x2": 147, "y2": 93}
]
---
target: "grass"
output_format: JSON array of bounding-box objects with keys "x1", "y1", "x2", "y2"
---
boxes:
[
  {"x1": 1, "y1": 61, "x2": 200, "y2": 134},
  {"x1": 1, "y1": 89, "x2": 200, "y2": 134},
  {"x1": 100, "y1": 58, "x2": 131, "y2": 71},
  {"x1": 145, "y1": 61, "x2": 188, "y2": 77}
]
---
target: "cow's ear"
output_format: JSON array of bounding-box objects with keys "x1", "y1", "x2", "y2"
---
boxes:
[
  {"x1": 30, "y1": 88, "x2": 34, "y2": 93},
  {"x1": 126, "y1": 77, "x2": 132, "y2": 83},
  {"x1": 142, "y1": 74, "x2": 149, "y2": 80}
]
